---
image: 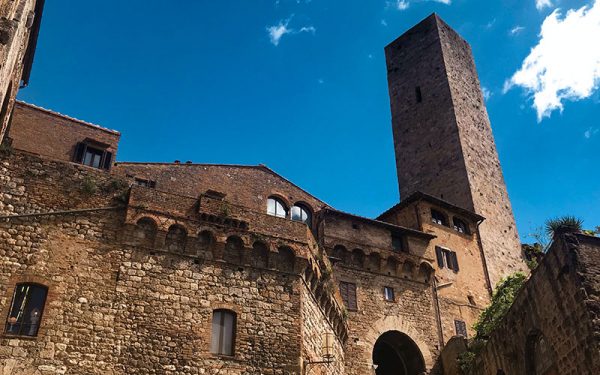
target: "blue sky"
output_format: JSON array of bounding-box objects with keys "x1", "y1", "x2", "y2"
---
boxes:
[{"x1": 18, "y1": 0, "x2": 600, "y2": 242}]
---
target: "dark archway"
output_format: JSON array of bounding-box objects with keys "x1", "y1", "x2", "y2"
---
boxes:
[{"x1": 372, "y1": 331, "x2": 425, "y2": 375}]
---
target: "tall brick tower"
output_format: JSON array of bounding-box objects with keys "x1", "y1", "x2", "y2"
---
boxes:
[{"x1": 385, "y1": 14, "x2": 526, "y2": 286}]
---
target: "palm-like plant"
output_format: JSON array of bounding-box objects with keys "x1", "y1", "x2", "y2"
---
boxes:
[{"x1": 544, "y1": 215, "x2": 583, "y2": 238}]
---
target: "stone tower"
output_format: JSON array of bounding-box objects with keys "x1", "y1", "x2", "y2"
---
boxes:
[{"x1": 385, "y1": 14, "x2": 526, "y2": 286}]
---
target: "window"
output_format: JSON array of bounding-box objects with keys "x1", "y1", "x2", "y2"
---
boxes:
[
  {"x1": 391, "y1": 235, "x2": 405, "y2": 253},
  {"x1": 454, "y1": 319, "x2": 468, "y2": 338},
  {"x1": 267, "y1": 197, "x2": 287, "y2": 218},
  {"x1": 435, "y1": 246, "x2": 459, "y2": 272},
  {"x1": 291, "y1": 204, "x2": 311, "y2": 226},
  {"x1": 210, "y1": 309, "x2": 236, "y2": 356},
  {"x1": 415, "y1": 86, "x2": 423, "y2": 103},
  {"x1": 134, "y1": 178, "x2": 156, "y2": 188},
  {"x1": 339, "y1": 281, "x2": 357, "y2": 311},
  {"x1": 431, "y1": 209, "x2": 448, "y2": 226},
  {"x1": 383, "y1": 287, "x2": 395, "y2": 302},
  {"x1": 453, "y1": 217, "x2": 469, "y2": 234},
  {"x1": 5, "y1": 283, "x2": 48, "y2": 337},
  {"x1": 73, "y1": 142, "x2": 113, "y2": 170}
]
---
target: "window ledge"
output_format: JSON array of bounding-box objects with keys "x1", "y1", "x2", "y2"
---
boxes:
[{"x1": 2, "y1": 333, "x2": 39, "y2": 340}]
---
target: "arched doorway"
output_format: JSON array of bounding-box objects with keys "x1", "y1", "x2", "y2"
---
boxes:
[{"x1": 372, "y1": 331, "x2": 426, "y2": 375}]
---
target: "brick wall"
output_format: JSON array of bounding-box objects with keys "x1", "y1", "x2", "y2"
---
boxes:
[{"x1": 8, "y1": 102, "x2": 120, "y2": 163}]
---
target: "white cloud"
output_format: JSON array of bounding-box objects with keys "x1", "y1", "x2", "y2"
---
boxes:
[
  {"x1": 536, "y1": 0, "x2": 553, "y2": 11},
  {"x1": 510, "y1": 26, "x2": 525, "y2": 35},
  {"x1": 504, "y1": 0, "x2": 600, "y2": 121},
  {"x1": 267, "y1": 18, "x2": 316, "y2": 46},
  {"x1": 388, "y1": 0, "x2": 450, "y2": 11},
  {"x1": 482, "y1": 87, "x2": 492, "y2": 101},
  {"x1": 381, "y1": 19, "x2": 388, "y2": 27},
  {"x1": 584, "y1": 127, "x2": 599, "y2": 138}
]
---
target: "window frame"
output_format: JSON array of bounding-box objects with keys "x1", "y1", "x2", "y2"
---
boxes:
[
  {"x1": 290, "y1": 203, "x2": 312, "y2": 226},
  {"x1": 339, "y1": 281, "x2": 358, "y2": 311},
  {"x1": 431, "y1": 209, "x2": 448, "y2": 226},
  {"x1": 73, "y1": 142, "x2": 113, "y2": 170},
  {"x1": 452, "y1": 217, "x2": 470, "y2": 235},
  {"x1": 210, "y1": 309, "x2": 237, "y2": 356},
  {"x1": 454, "y1": 319, "x2": 468, "y2": 338},
  {"x1": 267, "y1": 197, "x2": 288, "y2": 219},
  {"x1": 435, "y1": 246, "x2": 459, "y2": 272},
  {"x1": 4, "y1": 283, "x2": 48, "y2": 338},
  {"x1": 383, "y1": 286, "x2": 395, "y2": 302}
]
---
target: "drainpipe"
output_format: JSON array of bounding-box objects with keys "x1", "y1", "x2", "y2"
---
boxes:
[
  {"x1": 475, "y1": 219, "x2": 493, "y2": 296},
  {"x1": 432, "y1": 276, "x2": 445, "y2": 348}
]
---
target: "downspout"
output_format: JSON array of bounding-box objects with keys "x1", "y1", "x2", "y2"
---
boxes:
[{"x1": 432, "y1": 276, "x2": 445, "y2": 348}]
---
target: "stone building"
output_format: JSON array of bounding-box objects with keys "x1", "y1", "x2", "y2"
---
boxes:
[
  {"x1": 2, "y1": 11, "x2": 595, "y2": 375},
  {"x1": 0, "y1": 0, "x2": 44, "y2": 141}
]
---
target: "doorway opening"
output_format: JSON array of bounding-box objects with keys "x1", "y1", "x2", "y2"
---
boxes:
[{"x1": 372, "y1": 331, "x2": 425, "y2": 375}]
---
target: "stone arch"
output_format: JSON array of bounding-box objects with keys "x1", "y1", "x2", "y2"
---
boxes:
[
  {"x1": 418, "y1": 262, "x2": 434, "y2": 284},
  {"x1": 363, "y1": 316, "x2": 434, "y2": 372},
  {"x1": 384, "y1": 256, "x2": 398, "y2": 276},
  {"x1": 367, "y1": 252, "x2": 381, "y2": 272},
  {"x1": 251, "y1": 241, "x2": 269, "y2": 269},
  {"x1": 274, "y1": 246, "x2": 296, "y2": 273},
  {"x1": 350, "y1": 249, "x2": 365, "y2": 268},
  {"x1": 224, "y1": 235, "x2": 244, "y2": 264},
  {"x1": 196, "y1": 230, "x2": 215, "y2": 260},
  {"x1": 331, "y1": 245, "x2": 348, "y2": 264},
  {"x1": 165, "y1": 224, "x2": 187, "y2": 253},
  {"x1": 401, "y1": 261, "x2": 415, "y2": 278},
  {"x1": 134, "y1": 217, "x2": 157, "y2": 247},
  {"x1": 373, "y1": 331, "x2": 426, "y2": 375}
]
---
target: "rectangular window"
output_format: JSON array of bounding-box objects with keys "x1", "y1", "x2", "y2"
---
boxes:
[
  {"x1": 415, "y1": 86, "x2": 423, "y2": 103},
  {"x1": 134, "y1": 178, "x2": 156, "y2": 188},
  {"x1": 454, "y1": 319, "x2": 468, "y2": 338},
  {"x1": 339, "y1": 281, "x2": 358, "y2": 311},
  {"x1": 435, "y1": 246, "x2": 459, "y2": 272},
  {"x1": 5, "y1": 284, "x2": 48, "y2": 337},
  {"x1": 73, "y1": 142, "x2": 113, "y2": 170},
  {"x1": 210, "y1": 310, "x2": 236, "y2": 356},
  {"x1": 391, "y1": 235, "x2": 405, "y2": 253},
  {"x1": 384, "y1": 287, "x2": 395, "y2": 302}
]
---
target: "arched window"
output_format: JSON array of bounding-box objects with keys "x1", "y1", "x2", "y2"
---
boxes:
[
  {"x1": 5, "y1": 283, "x2": 48, "y2": 337},
  {"x1": 135, "y1": 217, "x2": 157, "y2": 247},
  {"x1": 165, "y1": 225, "x2": 187, "y2": 253},
  {"x1": 453, "y1": 217, "x2": 469, "y2": 234},
  {"x1": 431, "y1": 209, "x2": 448, "y2": 226},
  {"x1": 267, "y1": 197, "x2": 288, "y2": 218},
  {"x1": 211, "y1": 309, "x2": 236, "y2": 356},
  {"x1": 291, "y1": 204, "x2": 312, "y2": 226}
]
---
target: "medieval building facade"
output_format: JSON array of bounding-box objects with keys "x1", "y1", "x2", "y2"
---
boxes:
[{"x1": 1, "y1": 11, "x2": 598, "y2": 375}]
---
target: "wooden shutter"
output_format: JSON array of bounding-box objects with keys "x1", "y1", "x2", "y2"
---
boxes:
[
  {"x1": 435, "y1": 247, "x2": 444, "y2": 268},
  {"x1": 450, "y1": 251, "x2": 460, "y2": 272},
  {"x1": 102, "y1": 151, "x2": 113, "y2": 170},
  {"x1": 73, "y1": 142, "x2": 86, "y2": 163}
]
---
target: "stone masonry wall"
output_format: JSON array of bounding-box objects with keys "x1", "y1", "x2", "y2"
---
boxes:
[
  {"x1": 0, "y1": 0, "x2": 39, "y2": 141},
  {"x1": 468, "y1": 233, "x2": 600, "y2": 375},
  {"x1": 385, "y1": 14, "x2": 526, "y2": 287},
  {"x1": 0, "y1": 151, "x2": 346, "y2": 374}
]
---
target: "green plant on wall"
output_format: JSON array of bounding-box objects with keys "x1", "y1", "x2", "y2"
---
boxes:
[
  {"x1": 458, "y1": 272, "x2": 527, "y2": 374},
  {"x1": 80, "y1": 176, "x2": 98, "y2": 195}
]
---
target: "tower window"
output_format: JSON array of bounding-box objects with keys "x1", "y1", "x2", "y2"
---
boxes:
[
  {"x1": 383, "y1": 287, "x2": 395, "y2": 302},
  {"x1": 291, "y1": 204, "x2": 311, "y2": 226},
  {"x1": 431, "y1": 209, "x2": 448, "y2": 226},
  {"x1": 435, "y1": 246, "x2": 459, "y2": 272},
  {"x1": 415, "y1": 86, "x2": 422, "y2": 103},
  {"x1": 134, "y1": 178, "x2": 156, "y2": 188},
  {"x1": 267, "y1": 197, "x2": 288, "y2": 218},
  {"x1": 339, "y1": 281, "x2": 358, "y2": 311},
  {"x1": 5, "y1": 283, "x2": 48, "y2": 337},
  {"x1": 453, "y1": 217, "x2": 469, "y2": 234},
  {"x1": 454, "y1": 319, "x2": 468, "y2": 338},
  {"x1": 210, "y1": 309, "x2": 236, "y2": 356}
]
